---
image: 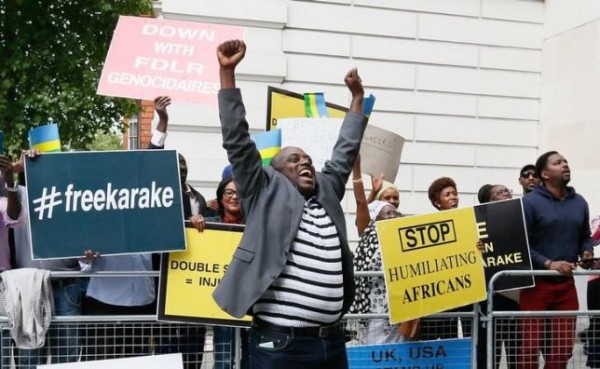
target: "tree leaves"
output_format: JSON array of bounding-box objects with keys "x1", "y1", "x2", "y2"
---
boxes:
[{"x1": 0, "y1": 0, "x2": 152, "y2": 157}]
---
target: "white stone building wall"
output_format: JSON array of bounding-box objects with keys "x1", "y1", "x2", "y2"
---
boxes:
[{"x1": 153, "y1": 0, "x2": 544, "y2": 246}]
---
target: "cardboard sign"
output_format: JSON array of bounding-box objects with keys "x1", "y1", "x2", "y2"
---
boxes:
[
  {"x1": 97, "y1": 16, "x2": 244, "y2": 105},
  {"x1": 158, "y1": 223, "x2": 251, "y2": 326},
  {"x1": 24, "y1": 150, "x2": 185, "y2": 259},
  {"x1": 278, "y1": 118, "x2": 404, "y2": 180},
  {"x1": 376, "y1": 208, "x2": 487, "y2": 323},
  {"x1": 360, "y1": 124, "x2": 404, "y2": 182},
  {"x1": 347, "y1": 339, "x2": 471, "y2": 369},
  {"x1": 38, "y1": 353, "x2": 183, "y2": 369},
  {"x1": 474, "y1": 198, "x2": 534, "y2": 292}
]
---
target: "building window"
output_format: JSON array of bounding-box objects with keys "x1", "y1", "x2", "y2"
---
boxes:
[{"x1": 128, "y1": 113, "x2": 139, "y2": 150}]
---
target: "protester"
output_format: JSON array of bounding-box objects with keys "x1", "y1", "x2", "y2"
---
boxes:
[
  {"x1": 350, "y1": 200, "x2": 406, "y2": 344},
  {"x1": 476, "y1": 183, "x2": 519, "y2": 369},
  {"x1": 9, "y1": 150, "x2": 82, "y2": 369},
  {"x1": 428, "y1": 176, "x2": 459, "y2": 211},
  {"x1": 518, "y1": 164, "x2": 540, "y2": 195},
  {"x1": 585, "y1": 215, "x2": 600, "y2": 368},
  {"x1": 81, "y1": 252, "x2": 156, "y2": 360},
  {"x1": 0, "y1": 152, "x2": 23, "y2": 366},
  {"x1": 203, "y1": 177, "x2": 247, "y2": 369},
  {"x1": 352, "y1": 155, "x2": 401, "y2": 236},
  {"x1": 0, "y1": 152, "x2": 22, "y2": 272},
  {"x1": 520, "y1": 151, "x2": 594, "y2": 369},
  {"x1": 478, "y1": 183, "x2": 513, "y2": 203},
  {"x1": 419, "y1": 177, "x2": 464, "y2": 340},
  {"x1": 148, "y1": 95, "x2": 215, "y2": 369},
  {"x1": 213, "y1": 39, "x2": 366, "y2": 369},
  {"x1": 366, "y1": 173, "x2": 400, "y2": 209},
  {"x1": 150, "y1": 95, "x2": 217, "y2": 223}
]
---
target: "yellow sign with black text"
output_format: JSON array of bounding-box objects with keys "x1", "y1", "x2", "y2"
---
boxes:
[
  {"x1": 266, "y1": 87, "x2": 347, "y2": 130},
  {"x1": 158, "y1": 223, "x2": 251, "y2": 326},
  {"x1": 376, "y1": 208, "x2": 486, "y2": 324}
]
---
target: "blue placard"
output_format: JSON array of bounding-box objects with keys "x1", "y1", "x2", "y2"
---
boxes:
[
  {"x1": 24, "y1": 150, "x2": 186, "y2": 259},
  {"x1": 347, "y1": 338, "x2": 471, "y2": 369}
]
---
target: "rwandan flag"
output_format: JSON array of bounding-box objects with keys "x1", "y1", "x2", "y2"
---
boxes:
[
  {"x1": 29, "y1": 123, "x2": 61, "y2": 152},
  {"x1": 251, "y1": 129, "x2": 281, "y2": 166},
  {"x1": 304, "y1": 92, "x2": 329, "y2": 118}
]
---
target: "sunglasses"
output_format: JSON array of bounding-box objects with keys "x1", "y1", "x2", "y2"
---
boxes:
[{"x1": 520, "y1": 171, "x2": 536, "y2": 178}]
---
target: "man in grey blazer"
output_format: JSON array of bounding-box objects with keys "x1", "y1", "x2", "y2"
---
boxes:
[{"x1": 213, "y1": 39, "x2": 367, "y2": 369}]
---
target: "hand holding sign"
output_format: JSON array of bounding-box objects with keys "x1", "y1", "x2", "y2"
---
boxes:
[
  {"x1": 13, "y1": 149, "x2": 40, "y2": 174},
  {"x1": 190, "y1": 214, "x2": 206, "y2": 233},
  {"x1": 82, "y1": 249, "x2": 101, "y2": 264}
]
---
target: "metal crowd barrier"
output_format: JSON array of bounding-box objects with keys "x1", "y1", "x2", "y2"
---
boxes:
[
  {"x1": 20, "y1": 269, "x2": 600, "y2": 369},
  {"x1": 486, "y1": 269, "x2": 600, "y2": 369}
]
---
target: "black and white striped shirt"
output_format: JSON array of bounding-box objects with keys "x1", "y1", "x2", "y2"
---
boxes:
[{"x1": 253, "y1": 197, "x2": 344, "y2": 327}]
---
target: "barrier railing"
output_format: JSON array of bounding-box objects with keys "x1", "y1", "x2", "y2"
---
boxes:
[{"x1": 486, "y1": 270, "x2": 600, "y2": 369}]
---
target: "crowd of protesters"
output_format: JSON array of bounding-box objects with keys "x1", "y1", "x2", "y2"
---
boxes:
[{"x1": 0, "y1": 39, "x2": 596, "y2": 369}]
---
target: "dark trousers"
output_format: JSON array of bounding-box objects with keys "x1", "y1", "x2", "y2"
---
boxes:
[{"x1": 248, "y1": 326, "x2": 348, "y2": 369}]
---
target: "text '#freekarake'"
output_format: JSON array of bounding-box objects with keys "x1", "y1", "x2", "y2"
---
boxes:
[{"x1": 32, "y1": 181, "x2": 175, "y2": 220}]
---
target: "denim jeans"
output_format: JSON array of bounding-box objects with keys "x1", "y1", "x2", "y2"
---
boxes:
[
  {"x1": 15, "y1": 280, "x2": 82, "y2": 369},
  {"x1": 248, "y1": 327, "x2": 348, "y2": 369}
]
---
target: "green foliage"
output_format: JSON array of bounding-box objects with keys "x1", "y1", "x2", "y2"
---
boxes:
[
  {"x1": 0, "y1": 0, "x2": 152, "y2": 158},
  {"x1": 86, "y1": 131, "x2": 123, "y2": 151}
]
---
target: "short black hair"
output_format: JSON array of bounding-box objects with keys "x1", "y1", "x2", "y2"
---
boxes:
[
  {"x1": 477, "y1": 184, "x2": 493, "y2": 204},
  {"x1": 535, "y1": 151, "x2": 558, "y2": 181}
]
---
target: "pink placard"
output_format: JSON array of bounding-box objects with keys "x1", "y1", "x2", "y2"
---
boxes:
[{"x1": 97, "y1": 16, "x2": 245, "y2": 106}]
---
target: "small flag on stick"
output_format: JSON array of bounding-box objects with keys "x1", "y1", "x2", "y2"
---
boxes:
[
  {"x1": 251, "y1": 130, "x2": 281, "y2": 166},
  {"x1": 304, "y1": 92, "x2": 329, "y2": 118},
  {"x1": 29, "y1": 123, "x2": 61, "y2": 152}
]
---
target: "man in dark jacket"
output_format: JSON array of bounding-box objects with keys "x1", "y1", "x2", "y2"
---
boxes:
[{"x1": 520, "y1": 150, "x2": 594, "y2": 369}]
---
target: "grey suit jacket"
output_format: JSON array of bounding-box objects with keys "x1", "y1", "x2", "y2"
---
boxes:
[{"x1": 213, "y1": 88, "x2": 367, "y2": 319}]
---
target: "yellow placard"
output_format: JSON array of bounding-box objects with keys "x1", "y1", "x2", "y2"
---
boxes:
[
  {"x1": 158, "y1": 223, "x2": 251, "y2": 326},
  {"x1": 266, "y1": 87, "x2": 346, "y2": 130},
  {"x1": 376, "y1": 208, "x2": 487, "y2": 324}
]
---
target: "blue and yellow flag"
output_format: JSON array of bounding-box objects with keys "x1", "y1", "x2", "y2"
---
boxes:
[
  {"x1": 29, "y1": 123, "x2": 61, "y2": 152},
  {"x1": 303, "y1": 92, "x2": 329, "y2": 118},
  {"x1": 251, "y1": 130, "x2": 281, "y2": 166}
]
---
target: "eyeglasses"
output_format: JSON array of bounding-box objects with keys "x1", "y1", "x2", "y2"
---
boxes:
[
  {"x1": 491, "y1": 188, "x2": 513, "y2": 198},
  {"x1": 223, "y1": 189, "x2": 238, "y2": 197},
  {"x1": 520, "y1": 171, "x2": 536, "y2": 178}
]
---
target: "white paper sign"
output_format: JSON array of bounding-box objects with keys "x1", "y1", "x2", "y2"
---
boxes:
[
  {"x1": 278, "y1": 118, "x2": 343, "y2": 171},
  {"x1": 278, "y1": 118, "x2": 404, "y2": 181},
  {"x1": 360, "y1": 124, "x2": 404, "y2": 181},
  {"x1": 37, "y1": 353, "x2": 183, "y2": 369}
]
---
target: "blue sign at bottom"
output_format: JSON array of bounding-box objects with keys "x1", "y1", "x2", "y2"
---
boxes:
[{"x1": 347, "y1": 338, "x2": 471, "y2": 369}]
